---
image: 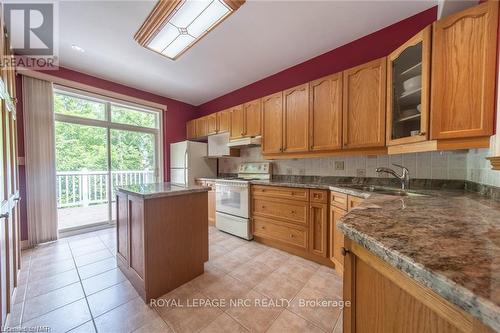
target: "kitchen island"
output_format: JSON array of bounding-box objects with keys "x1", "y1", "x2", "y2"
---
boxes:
[{"x1": 116, "y1": 183, "x2": 209, "y2": 302}]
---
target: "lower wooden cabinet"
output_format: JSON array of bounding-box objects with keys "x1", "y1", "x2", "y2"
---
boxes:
[
  {"x1": 251, "y1": 185, "x2": 330, "y2": 265},
  {"x1": 329, "y1": 190, "x2": 364, "y2": 275},
  {"x1": 116, "y1": 190, "x2": 208, "y2": 301},
  {"x1": 309, "y1": 201, "x2": 327, "y2": 257},
  {"x1": 196, "y1": 180, "x2": 216, "y2": 226},
  {"x1": 329, "y1": 205, "x2": 346, "y2": 274},
  {"x1": 343, "y1": 239, "x2": 494, "y2": 333},
  {"x1": 253, "y1": 217, "x2": 308, "y2": 250}
]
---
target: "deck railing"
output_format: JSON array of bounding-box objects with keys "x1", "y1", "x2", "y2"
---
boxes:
[{"x1": 56, "y1": 170, "x2": 155, "y2": 208}]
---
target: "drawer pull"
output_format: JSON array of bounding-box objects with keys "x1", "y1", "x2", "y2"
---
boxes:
[
  {"x1": 261, "y1": 205, "x2": 266, "y2": 209},
  {"x1": 291, "y1": 210, "x2": 296, "y2": 214},
  {"x1": 290, "y1": 234, "x2": 295, "y2": 238},
  {"x1": 341, "y1": 247, "x2": 349, "y2": 256}
]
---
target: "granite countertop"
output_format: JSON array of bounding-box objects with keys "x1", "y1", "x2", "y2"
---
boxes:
[
  {"x1": 250, "y1": 180, "x2": 369, "y2": 198},
  {"x1": 339, "y1": 190, "x2": 500, "y2": 332},
  {"x1": 118, "y1": 182, "x2": 209, "y2": 199},
  {"x1": 251, "y1": 179, "x2": 500, "y2": 331}
]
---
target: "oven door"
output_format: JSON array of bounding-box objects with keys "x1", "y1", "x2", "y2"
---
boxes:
[{"x1": 215, "y1": 182, "x2": 249, "y2": 218}]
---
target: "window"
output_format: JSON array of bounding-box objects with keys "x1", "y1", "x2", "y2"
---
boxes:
[
  {"x1": 111, "y1": 104, "x2": 158, "y2": 129},
  {"x1": 54, "y1": 92, "x2": 106, "y2": 120},
  {"x1": 53, "y1": 86, "x2": 163, "y2": 232}
]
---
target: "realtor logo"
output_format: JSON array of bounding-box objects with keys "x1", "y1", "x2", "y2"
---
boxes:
[{"x1": 3, "y1": 2, "x2": 58, "y2": 69}]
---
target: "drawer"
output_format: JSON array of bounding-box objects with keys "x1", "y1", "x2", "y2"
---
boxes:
[
  {"x1": 252, "y1": 197, "x2": 308, "y2": 226},
  {"x1": 330, "y1": 191, "x2": 348, "y2": 210},
  {"x1": 310, "y1": 190, "x2": 328, "y2": 203},
  {"x1": 348, "y1": 195, "x2": 364, "y2": 211},
  {"x1": 252, "y1": 185, "x2": 309, "y2": 201},
  {"x1": 253, "y1": 217, "x2": 307, "y2": 250}
]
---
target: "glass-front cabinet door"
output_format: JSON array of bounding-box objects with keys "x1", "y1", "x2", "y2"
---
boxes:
[{"x1": 387, "y1": 26, "x2": 431, "y2": 146}]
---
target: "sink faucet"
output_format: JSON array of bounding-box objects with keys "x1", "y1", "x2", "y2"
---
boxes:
[{"x1": 375, "y1": 164, "x2": 410, "y2": 190}]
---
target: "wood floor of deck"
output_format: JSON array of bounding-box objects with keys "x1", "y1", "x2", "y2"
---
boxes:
[{"x1": 58, "y1": 203, "x2": 114, "y2": 230}]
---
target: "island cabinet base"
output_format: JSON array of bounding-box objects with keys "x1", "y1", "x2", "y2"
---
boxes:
[
  {"x1": 116, "y1": 191, "x2": 208, "y2": 303},
  {"x1": 343, "y1": 239, "x2": 494, "y2": 333}
]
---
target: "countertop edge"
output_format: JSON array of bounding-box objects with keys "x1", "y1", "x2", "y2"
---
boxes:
[
  {"x1": 338, "y1": 216, "x2": 500, "y2": 332},
  {"x1": 118, "y1": 187, "x2": 209, "y2": 199}
]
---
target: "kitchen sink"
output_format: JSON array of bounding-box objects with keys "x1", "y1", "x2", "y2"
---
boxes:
[{"x1": 341, "y1": 185, "x2": 428, "y2": 197}]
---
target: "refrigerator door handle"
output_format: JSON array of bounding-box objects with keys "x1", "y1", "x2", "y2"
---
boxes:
[{"x1": 184, "y1": 150, "x2": 188, "y2": 185}]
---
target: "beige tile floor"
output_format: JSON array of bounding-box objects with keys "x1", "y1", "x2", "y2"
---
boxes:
[{"x1": 10, "y1": 226, "x2": 344, "y2": 333}]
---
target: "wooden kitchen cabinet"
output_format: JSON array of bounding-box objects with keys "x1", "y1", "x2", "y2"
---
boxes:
[
  {"x1": 283, "y1": 83, "x2": 309, "y2": 153},
  {"x1": 387, "y1": 26, "x2": 431, "y2": 146},
  {"x1": 343, "y1": 239, "x2": 494, "y2": 333},
  {"x1": 309, "y1": 73, "x2": 343, "y2": 151},
  {"x1": 206, "y1": 181, "x2": 216, "y2": 226},
  {"x1": 230, "y1": 105, "x2": 245, "y2": 140},
  {"x1": 343, "y1": 57, "x2": 387, "y2": 149},
  {"x1": 329, "y1": 190, "x2": 363, "y2": 275},
  {"x1": 431, "y1": 1, "x2": 498, "y2": 140},
  {"x1": 329, "y1": 206, "x2": 347, "y2": 274},
  {"x1": 196, "y1": 116, "x2": 208, "y2": 138},
  {"x1": 348, "y1": 195, "x2": 364, "y2": 211},
  {"x1": 116, "y1": 191, "x2": 129, "y2": 261},
  {"x1": 116, "y1": 189, "x2": 208, "y2": 302},
  {"x1": 243, "y1": 98, "x2": 262, "y2": 137},
  {"x1": 206, "y1": 113, "x2": 218, "y2": 135},
  {"x1": 217, "y1": 109, "x2": 230, "y2": 133},
  {"x1": 186, "y1": 120, "x2": 196, "y2": 140},
  {"x1": 309, "y1": 200, "x2": 328, "y2": 258},
  {"x1": 262, "y1": 92, "x2": 283, "y2": 154},
  {"x1": 252, "y1": 185, "x2": 332, "y2": 266}
]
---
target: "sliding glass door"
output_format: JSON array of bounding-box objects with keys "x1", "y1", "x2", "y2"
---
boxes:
[{"x1": 54, "y1": 87, "x2": 162, "y2": 232}]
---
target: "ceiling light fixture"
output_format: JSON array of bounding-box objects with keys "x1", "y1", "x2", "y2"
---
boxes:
[
  {"x1": 71, "y1": 44, "x2": 85, "y2": 53},
  {"x1": 135, "y1": 0, "x2": 245, "y2": 60}
]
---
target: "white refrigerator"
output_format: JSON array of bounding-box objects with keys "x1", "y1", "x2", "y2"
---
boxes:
[{"x1": 170, "y1": 141, "x2": 216, "y2": 186}]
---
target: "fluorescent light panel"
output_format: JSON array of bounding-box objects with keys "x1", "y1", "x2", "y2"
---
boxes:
[{"x1": 147, "y1": 0, "x2": 232, "y2": 59}]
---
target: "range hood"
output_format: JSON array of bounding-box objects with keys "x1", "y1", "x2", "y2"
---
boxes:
[
  {"x1": 208, "y1": 132, "x2": 240, "y2": 157},
  {"x1": 227, "y1": 136, "x2": 262, "y2": 148}
]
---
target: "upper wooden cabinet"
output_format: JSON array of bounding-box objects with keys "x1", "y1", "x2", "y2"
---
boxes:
[
  {"x1": 217, "y1": 109, "x2": 230, "y2": 133},
  {"x1": 196, "y1": 116, "x2": 208, "y2": 138},
  {"x1": 186, "y1": 120, "x2": 196, "y2": 140},
  {"x1": 230, "y1": 105, "x2": 245, "y2": 140},
  {"x1": 343, "y1": 57, "x2": 387, "y2": 149},
  {"x1": 309, "y1": 73, "x2": 343, "y2": 151},
  {"x1": 243, "y1": 99, "x2": 262, "y2": 137},
  {"x1": 387, "y1": 26, "x2": 431, "y2": 146},
  {"x1": 283, "y1": 83, "x2": 309, "y2": 153},
  {"x1": 206, "y1": 113, "x2": 218, "y2": 135},
  {"x1": 431, "y1": 1, "x2": 498, "y2": 140},
  {"x1": 262, "y1": 92, "x2": 283, "y2": 154}
]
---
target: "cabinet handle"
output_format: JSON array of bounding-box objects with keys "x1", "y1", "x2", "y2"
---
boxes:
[
  {"x1": 14, "y1": 197, "x2": 20, "y2": 202},
  {"x1": 0, "y1": 212, "x2": 9, "y2": 219},
  {"x1": 419, "y1": 132, "x2": 426, "y2": 136},
  {"x1": 290, "y1": 234, "x2": 295, "y2": 238},
  {"x1": 261, "y1": 205, "x2": 266, "y2": 209},
  {"x1": 341, "y1": 247, "x2": 349, "y2": 256},
  {"x1": 291, "y1": 210, "x2": 296, "y2": 214}
]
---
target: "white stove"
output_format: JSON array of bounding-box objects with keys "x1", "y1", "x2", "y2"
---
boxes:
[{"x1": 215, "y1": 162, "x2": 272, "y2": 240}]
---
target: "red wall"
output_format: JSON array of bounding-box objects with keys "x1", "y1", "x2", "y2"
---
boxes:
[
  {"x1": 196, "y1": 6, "x2": 438, "y2": 116},
  {"x1": 16, "y1": 67, "x2": 197, "y2": 240}
]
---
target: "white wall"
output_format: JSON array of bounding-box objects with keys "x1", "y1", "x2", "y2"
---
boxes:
[{"x1": 220, "y1": 147, "x2": 468, "y2": 180}]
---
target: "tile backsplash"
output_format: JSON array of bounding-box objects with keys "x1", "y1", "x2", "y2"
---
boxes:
[
  {"x1": 218, "y1": 147, "x2": 470, "y2": 180},
  {"x1": 467, "y1": 148, "x2": 500, "y2": 187}
]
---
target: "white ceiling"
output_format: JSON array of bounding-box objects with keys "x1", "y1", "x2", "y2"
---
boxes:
[{"x1": 31, "y1": 1, "x2": 439, "y2": 105}]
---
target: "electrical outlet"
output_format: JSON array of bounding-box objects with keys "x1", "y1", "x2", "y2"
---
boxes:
[
  {"x1": 334, "y1": 161, "x2": 345, "y2": 170},
  {"x1": 356, "y1": 169, "x2": 366, "y2": 177}
]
